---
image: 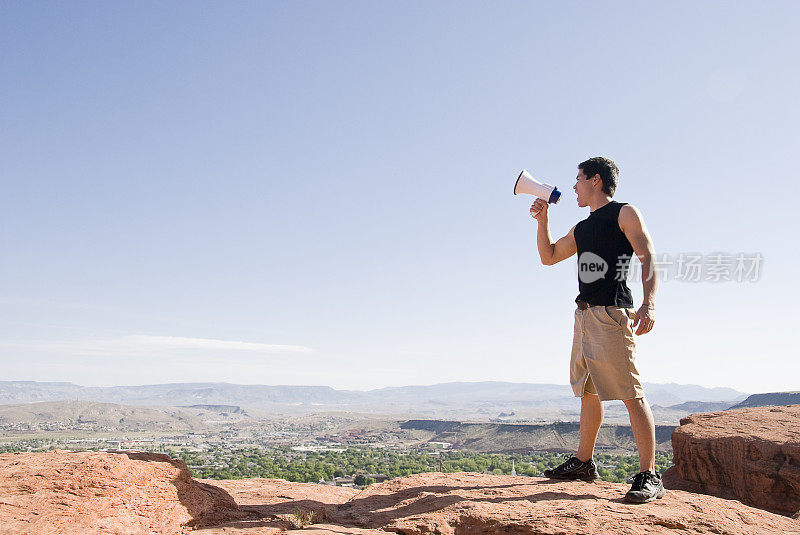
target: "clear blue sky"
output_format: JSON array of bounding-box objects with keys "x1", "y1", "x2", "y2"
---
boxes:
[{"x1": 1, "y1": 1, "x2": 798, "y2": 393}]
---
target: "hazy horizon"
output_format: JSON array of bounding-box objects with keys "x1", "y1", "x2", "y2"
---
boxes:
[{"x1": 0, "y1": 378, "x2": 750, "y2": 398}]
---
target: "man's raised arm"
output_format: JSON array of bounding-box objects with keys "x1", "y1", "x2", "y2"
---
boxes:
[
  {"x1": 530, "y1": 198, "x2": 577, "y2": 266},
  {"x1": 619, "y1": 204, "x2": 658, "y2": 335}
]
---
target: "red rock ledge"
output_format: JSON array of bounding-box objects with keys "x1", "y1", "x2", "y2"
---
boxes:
[
  {"x1": 663, "y1": 404, "x2": 800, "y2": 518},
  {"x1": 1, "y1": 450, "x2": 797, "y2": 534}
]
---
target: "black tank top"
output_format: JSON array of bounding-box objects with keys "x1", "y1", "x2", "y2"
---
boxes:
[{"x1": 574, "y1": 201, "x2": 634, "y2": 307}]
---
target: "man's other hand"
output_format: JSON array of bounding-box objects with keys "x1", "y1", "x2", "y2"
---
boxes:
[
  {"x1": 530, "y1": 199, "x2": 548, "y2": 222},
  {"x1": 632, "y1": 305, "x2": 655, "y2": 335}
]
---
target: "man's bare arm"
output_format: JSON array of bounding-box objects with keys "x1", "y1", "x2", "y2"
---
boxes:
[
  {"x1": 619, "y1": 204, "x2": 657, "y2": 335},
  {"x1": 530, "y1": 198, "x2": 577, "y2": 265}
]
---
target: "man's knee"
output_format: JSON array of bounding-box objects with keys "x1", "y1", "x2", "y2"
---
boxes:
[
  {"x1": 623, "y1": 396, "x2": 648, "y2": 407},
  {"x1": 623, "y1": 397, "x2": 654, "y2": 419}
]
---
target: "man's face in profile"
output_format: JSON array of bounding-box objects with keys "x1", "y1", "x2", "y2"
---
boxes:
[{"x1": 574, "y1": 169, "x2": 592, "y2": 208}]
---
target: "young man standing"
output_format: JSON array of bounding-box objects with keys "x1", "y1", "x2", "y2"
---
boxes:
[{"x1": 530, "y1": 156, "x2": 665, "y2": 503}]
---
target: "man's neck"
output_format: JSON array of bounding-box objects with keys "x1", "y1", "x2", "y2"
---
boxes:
[{"x1": 588, "y1": 196, "x2": 613, "y2": 212}]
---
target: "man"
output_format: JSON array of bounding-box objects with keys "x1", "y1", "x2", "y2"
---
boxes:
[{"x1": 530, "y1": 156, "x2": 664, "y2": 503}]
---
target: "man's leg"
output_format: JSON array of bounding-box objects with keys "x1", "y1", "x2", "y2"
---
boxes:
[
  {"x1": 623, "y1": 396, "x2": 655, "y2": 472},
  {"x1": 577, "y1": 392, "x2": 603, "y2": 462}
]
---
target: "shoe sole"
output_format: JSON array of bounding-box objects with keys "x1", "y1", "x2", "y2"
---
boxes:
[
  {"x1": 544, "y1": 474, "x2": 599, "y2": 482},
  {"x1": 624, "y1": 488, "x2": 667, "y2": 503}
]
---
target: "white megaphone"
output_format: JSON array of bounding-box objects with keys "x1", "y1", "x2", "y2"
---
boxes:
[{"x1": 514, "y1": 169, "x2": 562, "y2": 204}]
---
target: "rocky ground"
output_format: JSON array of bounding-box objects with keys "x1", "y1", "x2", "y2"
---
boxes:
[
  {"x1": 203, "y1": 471, "x2": 799, "y2": 534},
  {"x1": 0, "y1": 449, "x2": 797, "y2": 534},
  {"x1": 0, "y1": 450, "x2": 237, "y2": 534}
]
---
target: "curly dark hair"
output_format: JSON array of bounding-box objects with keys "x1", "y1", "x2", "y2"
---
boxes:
[{"x1": 578, "y1": 157, "x2": 619, "y2": 197}]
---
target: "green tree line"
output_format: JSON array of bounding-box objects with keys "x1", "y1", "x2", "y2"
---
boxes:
[{"x1": 175, "y1": 446, "x2": 673, "y2": 485}]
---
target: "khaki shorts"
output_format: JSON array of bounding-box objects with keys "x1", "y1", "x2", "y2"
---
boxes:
[{"x1": 570, "y1": 305, "x2": 644, "y2": 401}]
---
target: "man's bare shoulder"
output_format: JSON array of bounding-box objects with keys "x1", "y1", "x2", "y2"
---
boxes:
[
  {"x1": 620, "y1": 203, "x2": 644, "y2": 217},
  {"x1": 619, "y1": 204, "x2": 645, "y2": 231}
]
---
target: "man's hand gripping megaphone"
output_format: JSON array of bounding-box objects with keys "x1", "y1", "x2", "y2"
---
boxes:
[{"x1": 530, "y1": 198, "x2": 549, "y2": 222}]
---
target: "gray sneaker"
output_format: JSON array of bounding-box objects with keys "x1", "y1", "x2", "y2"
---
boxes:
[
  {"x1": 624, "y1": 470, "x2": 666, "y2": 503},
  {"x1": 543, "y1": 455, "x2": 599, "y2": 482}
]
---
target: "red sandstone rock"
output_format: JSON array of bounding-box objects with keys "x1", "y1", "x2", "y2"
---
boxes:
[
  {"x1": 1, "y1": 451, "x2": 797, "y2": 534},
  {"x1": 662, "y1": 404, "x2": 800, "y2": 517},
  {"x1": 0, "y1": 449, "x2": 240, "y2": 534},
  {"x1": 200, "y1": 471, "x2": 800, "y2": 534},
  {"x1": 196, "y1": 477, "x2": 365, "y2": 533},
  {"x1": 325, "y1": 471, "x2": 798, "y2": 534}
]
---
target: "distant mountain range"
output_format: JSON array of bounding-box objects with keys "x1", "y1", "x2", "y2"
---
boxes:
[
  {"x1": 0, "y1": 380, "x2": 747, "y2": 415},
  {"x1": 661, "y1": 401, "x2": 734, "y2": 413},
  {"x1": 729, "y1": 392, "x2": 800, "y2": 409},
  {"x1": 0, "y1": 381, "x2": 355, "y2": 408}
]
